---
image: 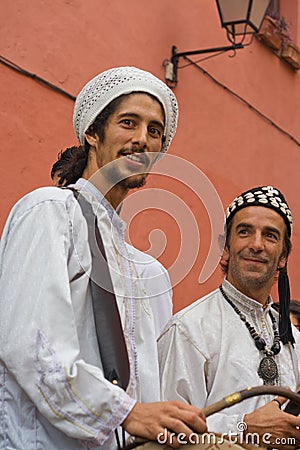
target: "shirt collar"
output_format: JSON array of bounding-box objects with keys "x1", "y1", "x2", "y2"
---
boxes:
[
  {"x1": 72, "y1": 178, "x2": 125, "y2": 228},
  {"x1": 222, "y1": 279, "x2": 273, "y2": 315}
]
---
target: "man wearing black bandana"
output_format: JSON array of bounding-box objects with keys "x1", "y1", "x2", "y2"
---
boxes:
[{"x1": 159, "y1": 186, "x2": 300, "y2": 449}]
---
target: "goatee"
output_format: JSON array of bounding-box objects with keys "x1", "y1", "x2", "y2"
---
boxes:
[{"x1": 119, "y1": 175, "x2": 147, "y2": 189}]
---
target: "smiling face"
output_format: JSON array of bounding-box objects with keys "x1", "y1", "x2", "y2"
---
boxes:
[
  {"x1": 224, "y1": 206, "x2": 288, "y2": 304},
  {"x1": 84, "y1": 92, "x2": 165, "y2": 202}
]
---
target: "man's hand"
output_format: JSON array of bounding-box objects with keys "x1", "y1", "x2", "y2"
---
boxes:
[
  {"x1": 122, "y1": 400, "x2": 207, "y2": 448},
  {"x1": 244, "y1": 396, "x2": 300, "y2": 449}
]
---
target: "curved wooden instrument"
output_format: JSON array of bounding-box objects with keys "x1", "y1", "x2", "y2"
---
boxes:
[{"x1": 123, "y1": 386, "x2": 300, "y2": 450}]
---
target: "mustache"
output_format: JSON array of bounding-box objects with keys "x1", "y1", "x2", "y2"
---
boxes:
[
  {"x1": 242, "y1": 252, "x2": 269, "y2": 263},
  {"x1": 118, "y1": 147, "x2": 156, "y2": 166}
]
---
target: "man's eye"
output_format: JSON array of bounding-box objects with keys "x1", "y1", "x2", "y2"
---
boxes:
[
  {"x1": 149, "y1": 127, "x2": 162, "y2": 137},
  {"x1": 122, "y1": 119, "x2": 134, "y2": 126},
  {"x1": 266, "y1": 232, "x2": 277, "y2": 240},
  {"x1": 238, "y1": 229, "x2": 249, "y2": 235}
]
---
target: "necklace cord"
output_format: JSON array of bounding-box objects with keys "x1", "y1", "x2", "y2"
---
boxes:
[
  {"x1": 219, "y1": 285, "x2": 281, "y2": 384},
  {"x1": 219, "y1": 285, "x2": 281, "y2": 355}
]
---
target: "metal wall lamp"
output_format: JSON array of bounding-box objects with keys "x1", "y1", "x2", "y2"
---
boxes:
[{"x1": 165, "y1": 0, "x2": 271, "y2": 86}]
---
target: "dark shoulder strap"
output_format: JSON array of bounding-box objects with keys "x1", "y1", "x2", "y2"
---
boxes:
[{"x1": 70, "y1": 188, "x2": 130, "y2": 390}]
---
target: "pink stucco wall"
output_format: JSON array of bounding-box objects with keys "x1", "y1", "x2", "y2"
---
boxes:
[{"x1": 1, "y1": 0, "x2": 300, "y2": 312}]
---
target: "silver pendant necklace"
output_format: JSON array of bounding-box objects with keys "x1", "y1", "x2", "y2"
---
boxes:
[{"x1": 219, "y1": 285, "x2": 281, "y2": 385}]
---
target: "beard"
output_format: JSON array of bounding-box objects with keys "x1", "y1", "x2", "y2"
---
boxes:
[
  {"x1": 106, "y1": 163, "x2": 147, "y2": 190},
  {"x1": 119, "y1": 175, "x2": 147, "y2": 189},
  {"x1": 228, "y1": 253, "x2": 278, "y2": 291}
]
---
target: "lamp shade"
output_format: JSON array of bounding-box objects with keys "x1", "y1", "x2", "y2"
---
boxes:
[{"x1": 216, "y1": 0, "x2": 271, "y2": 42}]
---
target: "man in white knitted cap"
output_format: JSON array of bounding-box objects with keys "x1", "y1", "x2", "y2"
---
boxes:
[{"x1": 0, "y1": 67, "x2": 206, "y2": 449}]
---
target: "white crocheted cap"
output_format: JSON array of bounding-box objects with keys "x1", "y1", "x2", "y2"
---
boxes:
[{"x1": 73, "y1": 66, "x2": 178, "y2": 156}]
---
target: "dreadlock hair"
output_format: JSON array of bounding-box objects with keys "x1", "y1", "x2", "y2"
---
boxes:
[{"x1": 51, "y1": 145, "x2": 88, "y2": 186}]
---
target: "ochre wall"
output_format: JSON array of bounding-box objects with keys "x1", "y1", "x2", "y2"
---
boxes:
[{"x1": 1, "y1": 0, "x2": 300, "y2": 312}]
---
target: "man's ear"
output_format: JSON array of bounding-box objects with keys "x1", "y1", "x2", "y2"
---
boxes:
[
  {"x1": 219, "y1": 246, "x2": 230, "y2": 272},
  {"x1": 222, "y1": 246, "x2": 230, "y2": 261},
  {"x1": 278, "y1": 255, "x2": 287, "y2": 270},
  {"x1": 85, "y1": 132, "x2": 98, "y2": 148}
]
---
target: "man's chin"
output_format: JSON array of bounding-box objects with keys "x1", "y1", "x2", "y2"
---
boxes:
[
  {"x1": 120, "y1": 175, "x2": 147, "y2": 189},
  {"x1": 242, "y1": 271, "x2": 270, "y2": 287},
  {"x1": 242, "y1": 261, "x2": 267, "y2": 276}
]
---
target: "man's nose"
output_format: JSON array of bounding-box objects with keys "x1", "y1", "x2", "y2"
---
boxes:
[
  {"x1": 249, "y1": 232, "x2": 264, "y2": 251},
  {"x1": 132, "y1": 125, "x2": 148, "y2": 148}
]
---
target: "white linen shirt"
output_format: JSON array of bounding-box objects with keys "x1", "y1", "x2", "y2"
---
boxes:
[
  {"x1": 158, "y1": 280, "x2": 300, "y2": 435},
  {"x1": 0, "y1": 179, "x2": 172, "y2": 450}
]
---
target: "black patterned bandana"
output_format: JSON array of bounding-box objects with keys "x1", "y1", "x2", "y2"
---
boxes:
[{"x1": 226, "y1": 186, "x2": 293, "y2": 236}]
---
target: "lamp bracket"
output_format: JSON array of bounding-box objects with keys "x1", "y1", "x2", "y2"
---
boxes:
[{"x1": 165, "y1": 43, "x2": 244, "y2": 86}]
